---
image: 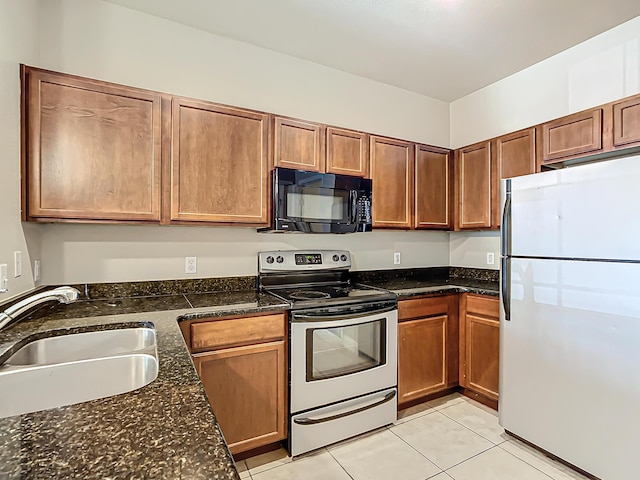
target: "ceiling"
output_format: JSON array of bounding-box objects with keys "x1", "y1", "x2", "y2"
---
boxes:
[{"x1": 104, "y1": 0, "x2": 640, "y2": 102}]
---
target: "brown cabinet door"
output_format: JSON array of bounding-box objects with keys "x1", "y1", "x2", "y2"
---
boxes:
[
  {"x1": 492, "y1": 128, "x2": 536, "y2": 227},
  {"x1": 541, "y1": 109, "x2": 603, "y2": 163},
  {"x1": 325, "y1": 127, "x2": 369, "y2": 177},
  {"x1": 414, "y1": 145, "x2": 451, "y2": 229},
  {"x1": 398, "y1": 316, "x2": 447, "y2": 404},
  {"x1": 193, "y1": 340, "x2": 287, "y2": 455},
  {"x1": 613, "y1": 95, "x2": 640, "y2": 148},
  {"x1": 397, "y1": 295, "x2": 458, "y2": 406},
  {"x1": 370, "y1": 136, "x2": 414, "y2": 228},
  {"x1": 25, "y1": 68, "x2": 162, "y2": 221},
  {"x1": 455, "y1": 141, "x2": 492, "y2": 229},
  {"x1": 459, "y1": 294, "x2": 499, "y2": 401},
  {"x1": 171, "y1": 98, "x2": 270, "y2": 225},
  {"x1": 274, "y1": 117, "x2": 325, "y2": 172}
]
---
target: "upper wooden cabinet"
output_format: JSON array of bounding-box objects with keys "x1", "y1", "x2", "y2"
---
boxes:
[
  {"x1": 273, "y1": 116, "x2": 325, "y2": 172},
  {"x1": 370, "y1": 136, "x2": 414, "y2": 228},
  {"x1": 414, "y1": 145, "x2": 451, "y2": 229},
  {"x1": 541, "y1": 109, "x2": 603, "y2": 163},
  {"x1": 326, "y1": 127, "x2": 369, "y2": 177},
  {"x1": 612, "y1": 95, "x2": 640, "y2": 149},
  {"x1": 171, "y1": 98, "x2": 270, "y2": 225},
  {"x1": 455, "y1": 141, "x2": 492, "y2": 230},
  {"x1": 23, "y1": 67, "x2": 162, "y2": 222}
]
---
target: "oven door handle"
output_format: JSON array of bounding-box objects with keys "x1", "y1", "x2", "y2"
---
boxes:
[
  {"x1": 292, "y1": 305, "x2": 397, "y2": 323},
  {"x1": 293, "y1": 390, "x2": 396, "y2": 425}
]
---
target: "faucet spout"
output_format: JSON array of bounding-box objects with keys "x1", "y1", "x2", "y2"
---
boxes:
[{"x1": 0, "y1": 286, "x2": 81, "y2": 331}]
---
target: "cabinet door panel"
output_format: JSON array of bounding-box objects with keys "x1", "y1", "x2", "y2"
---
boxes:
[
  {"x1": 370, "y1": 136, "x2": 414, "y2": 228},
  {"x1": 171, "y1": 99, "x2": 269, "y2": 224},
  {"x1": 193, "y1": 341, "x2": 287, "y2": 455},
  {"x1": 415, "y1": 145, "x2": 451, "y2": 229},
  {"x1": 274, "y1": 117, "x2": 324, "y2": 172},
  {"x1": 26, "y1": 69, "x2": 161, "y2": 221},
  {"x1": 326, "y1": 127, "x2": 369, "y2": 177},
  {"x1": 542, "y1": 109, "x2": 602, "y2": 162},
  {"x1": 466, "y1": 314, "x2": 499, "y2": 400},
  {"x1": 613, "y1": 96, "x2": 640, "y2": 148},
  {"x1": 456, "y1": 141, "x2": 491, "y2": 229},
  {"x1": 398, "y1": 316, "x2": 447, "y2": 404}
]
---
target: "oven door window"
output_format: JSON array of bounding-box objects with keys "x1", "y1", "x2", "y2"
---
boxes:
[
  {"x1": 306, "y1": 319, "x2": 386, "y2": 382},
  {"x1": 285, "y1": 186, "x2": 350, "y2": 223}
]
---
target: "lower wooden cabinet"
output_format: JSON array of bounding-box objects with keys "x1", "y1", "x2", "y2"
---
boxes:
[
  {"x1": 459, "y1": 294, "x2": 500, "y2": 401},
  {"x1": 183, "y1": 313, "x2": 287, "y2": 455},
  {"x1": 398, "y1": 295, "x2": 458, "y2": 406}
]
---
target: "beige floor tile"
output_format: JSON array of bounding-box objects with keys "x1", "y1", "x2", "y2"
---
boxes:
[
  {"x1": 390, "y1": 411, "x2": 493, "y2": 470},
  {"x1": 428, "y1": 473, "x2": 454, "y2": 480},
  {"x1": 426, "y1": 393, "x2": 465, "y2": 410},
  {"x1": 235, "y1": 459, "x2": 251, "y2": 479},
  {"x1": 245, "y1": 447, "x2": 292, "y2": 475},
  {"x1": 329, "y1": 428, "x2": 441, "y2": 480},
  {"x1": 447, "y1": 446, "x2": 552, "y2": 480},
  {"x1": 439, "y1": 399, "x2": 509, "y2": 444},
  {"x1": 500, "y1": 439, "x2": 592, "y2": 480},
  {"x1": 395, "y1": 401, "x2": 435, "y2": 424},
  {"x1": 251, "y1": 450, "x2": 351, "y2": 480}
]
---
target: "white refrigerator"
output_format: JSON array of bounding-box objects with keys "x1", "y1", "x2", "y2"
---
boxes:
[{"x1": 499, "y1": 155, "x2": 640, "y2": 480}]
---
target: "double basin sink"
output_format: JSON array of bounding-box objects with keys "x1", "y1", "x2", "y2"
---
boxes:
[{"x1": 0, "y1": 326, "x2": 159, "y2": 419}]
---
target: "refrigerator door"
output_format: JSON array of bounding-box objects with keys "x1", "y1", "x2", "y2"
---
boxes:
[
  {"x1": 499, "y1": 257, "x2": 640, "y2": 480},
  {"x1": 508, "y1": 155, "x2": 640, "y2": 261}
]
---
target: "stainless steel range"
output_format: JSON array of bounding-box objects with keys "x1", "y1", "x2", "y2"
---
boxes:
[{"x1": 258, "y1": 250, "x2": 398, "y2": 457}]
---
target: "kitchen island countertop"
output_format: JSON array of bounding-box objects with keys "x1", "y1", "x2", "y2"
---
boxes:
[{"x1": 0, "y1": 290, "x2": 288, "y2": 480}]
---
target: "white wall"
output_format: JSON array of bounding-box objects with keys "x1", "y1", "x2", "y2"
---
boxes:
[
  {"x1": 29, "y1": 0, "x2": 452, "y2": 285},
  {"x1": 40, "y1": 225, "x2": 449, "y2": 284},
  {"x1": 449, "y1": 232, "x2": 500, "y2": 271},
  {"x1": 450, "y1": 15, "x2": 640, "y2": 148},
  {"x1": 0, "y1": 0, "x2": 41, "y2": 301}
]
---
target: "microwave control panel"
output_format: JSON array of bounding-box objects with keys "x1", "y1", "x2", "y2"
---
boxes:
[{"x1": 356, "y1": 196, "x2": 372, "y2": 223}]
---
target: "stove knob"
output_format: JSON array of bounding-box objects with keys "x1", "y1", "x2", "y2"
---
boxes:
[
  {"x1": 266, "y1": 256, "x2": 274, "y2": 264},
  {"x1": 276, "y1": 255, "x2": 284, "y2": 264},
  {"x1": 340, "y1": 254, "x2": 348, "y2": 261},
  {"x1": 332, "y1": 255, "x2": 339, "y2": 262}
]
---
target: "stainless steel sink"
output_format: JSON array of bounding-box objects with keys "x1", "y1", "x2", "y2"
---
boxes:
[
  {"x1": 0, "y1": 326, "x2": 159, "y2": 419},
  {"x1": 6, "y1": 327, "x2": 156, "y2": 366}
]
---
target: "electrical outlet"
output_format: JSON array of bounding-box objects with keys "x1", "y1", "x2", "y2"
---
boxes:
[
  {"x1": 393, "y1": 252, "x2": 401, "y2": 265},
  {"x1": 487, "y1": 252, "x2": 495, "y2": 265},
  {"x1": 14, "y1": 251, "x2": 22, "y2": 277},
  {"x1": 34, "y1": 259, "x2": 41, "y2": 281},
  {"x1": 0, "y1": 264, "x2": 7, "y2": 292},
  {"x1": 185, "y1": 257, "x2": 197, "y2": 274}
]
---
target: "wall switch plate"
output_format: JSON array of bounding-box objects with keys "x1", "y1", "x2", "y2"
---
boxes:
[
  {"x1": 0, "y1": 264, "x2": 8, "y2": 292},
  {"x1": 487, "y1": 252, "x2": 495, "y2": 265},
  {"x1": 14, "y1": 251, "x2": 22, "y2": 277},
  {"x1": 393, "y1": 252, "x2": 401, "y2": 265},
  {"x1": 185, "y1": 257, "x2": 197, "y2": 274},
  {"x1": 34, "y1": 259, "x2": 41, "y2": 281}
]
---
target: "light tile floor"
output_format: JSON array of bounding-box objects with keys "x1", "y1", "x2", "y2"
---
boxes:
[{"x1": 236, "y1": 393, "x2": 591, "y2": 480}]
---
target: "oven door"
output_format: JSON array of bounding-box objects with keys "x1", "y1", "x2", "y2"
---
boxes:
[{"x1": 290, "y1": 303, "x2": 398, "y2": 413}]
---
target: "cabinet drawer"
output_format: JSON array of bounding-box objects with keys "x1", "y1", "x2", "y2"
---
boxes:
[
  {"x1": 466, "y1": 294, "x2": 499, "y2": 318},
  {"x1": 399, "y1": 296, "x2": 449, "y2": 321},
  {"x1": 191, "y1": 313, "x2": 286, "y2": 351}
]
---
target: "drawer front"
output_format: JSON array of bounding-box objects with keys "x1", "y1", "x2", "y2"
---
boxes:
[
  {"x1": 191, "y1": 313, "x2": 286, "y2": 351},
  {"x1": 399, "y1": 296, "x2": 449, "y2": 321},
  {"x1": 466, "y1": 294, "x2": 499, "y2": 318}
]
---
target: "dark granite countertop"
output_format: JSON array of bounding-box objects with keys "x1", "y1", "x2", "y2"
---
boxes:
[
  {"x1": 0, "y1": 290, "x2": 289, "y2": 480},
  {"x1": 360, "y1": 278, "x2": 499, "y2": 297}
]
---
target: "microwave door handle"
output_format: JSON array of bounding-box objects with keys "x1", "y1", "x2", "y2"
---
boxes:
[{"x1": 352, "y1": 192, "x2": 358, "y2": 223}]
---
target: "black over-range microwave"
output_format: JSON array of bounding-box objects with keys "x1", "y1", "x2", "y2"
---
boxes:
[{"x1": 261, "y1": 167, "x2": 372, "y2": 233}]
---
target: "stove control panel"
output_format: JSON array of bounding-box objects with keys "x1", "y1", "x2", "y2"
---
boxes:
[{"x1": 259, "y1": 250, "x2": 351, "y2": 272}]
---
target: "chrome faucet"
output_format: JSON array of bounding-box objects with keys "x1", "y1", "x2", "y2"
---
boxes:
[{"x1": 0, "y1": 286, "x2": 81, "y2": 331}]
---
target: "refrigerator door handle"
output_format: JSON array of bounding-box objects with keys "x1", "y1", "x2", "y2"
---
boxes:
[
  {"x1": 501, "y1": 256, "x2": 511, "y2": 321},
  {"x1": 500, "y1": 179, "x2": 512, "y2": 256}
]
